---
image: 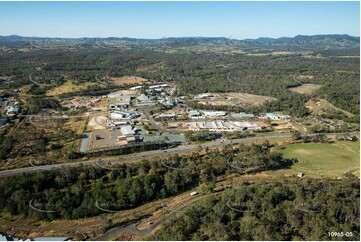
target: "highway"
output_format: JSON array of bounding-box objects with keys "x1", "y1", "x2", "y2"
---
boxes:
[
  {"x1": 0, "y1": 134, "x2": 292, "y2": 178},
  {"x1": 0, "y1": 132, "x2": 357, "y2": 178}
]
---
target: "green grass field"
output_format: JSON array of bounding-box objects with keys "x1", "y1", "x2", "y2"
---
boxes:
[{"x1": 270, "y1": 141, "x2": 359, "y2": 178}]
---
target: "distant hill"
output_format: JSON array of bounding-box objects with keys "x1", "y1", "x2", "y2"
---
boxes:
[
  {"x1": 0, "y1": 34, "x2": 359, "y2": 51},
  {"x1": 291, "y1": 34, "x2": 360, "y2": 50}
]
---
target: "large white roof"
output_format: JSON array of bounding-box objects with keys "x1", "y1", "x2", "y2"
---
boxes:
[{"x1": 121, "y1": 125, "x2": 135, "y2": 135}]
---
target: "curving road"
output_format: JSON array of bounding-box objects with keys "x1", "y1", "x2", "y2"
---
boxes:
[
  {"x1": 93, "y1": 213, "x2": 166, "y2": 240},
  {"x1": 94, "y1": 193, "x2": 211, "y2": 241}
]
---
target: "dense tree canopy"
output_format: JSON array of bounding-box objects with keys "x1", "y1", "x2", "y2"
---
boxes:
[
  {"x1": 0, "y1": 143, "x2": 289, "y2": 221},
  {"x1": 150, "y1": 177, "x2": 360, "y2": 241}
]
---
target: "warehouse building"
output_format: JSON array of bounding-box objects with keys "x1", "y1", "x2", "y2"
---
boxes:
[
  {"x1": 137, "y1": 94, "x2": 157, "y2": 106},
  {"x1": 110, "y1": 111, "x2": 140, "y2": 119},
  {"x1": 120, "y1": 125, "x2": 135, "y2": 136},
  {"x1": 230, "y1": 112, "x2": 255, "y2": 119},
  {"x1": 265, "y1": 112, "x2": 290, "y2": 120},
  {"x1": 202, "y1": 111, "x2": 227, "y2": 117},
  {"x1": 189, "y1": 110, "x2": 204, "y2": 119},
  {"x1": 188, "y1": 121, "x2": 262, "y2": 132}
]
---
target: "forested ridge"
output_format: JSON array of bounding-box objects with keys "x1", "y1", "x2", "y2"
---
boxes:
[{"x1": 0, "y1": 34, "x2": 359, "y2": 50}]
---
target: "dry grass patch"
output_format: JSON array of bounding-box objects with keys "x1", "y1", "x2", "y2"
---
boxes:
[
  {"x1": 289, "y1": 84, "x2": 322, "y2": 94},
  {"x1": 136, "y1": 63, "x2": 165, "y2": 73},
  {"x1": 109, "y1": 76, "x2": 149, "y2": 85},
  {"x1": 46, "y1": 80, "x2": 102, "y2": 96},
  {"x1": 63, "y1": 117, "x2": 88, "y2": 135}
]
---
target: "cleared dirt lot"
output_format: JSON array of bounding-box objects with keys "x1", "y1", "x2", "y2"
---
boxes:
[
  {"x1": 306, "y1": 98, "x2": 353, "y2": 117},
  {"x1": 46, "y1": 80, "x2": 104, "y2": 96},
  {"x1": 61, "y1": 96, "x2": 107, "y2": 111},
  {"x1": 88, "y1": 129, "x2": 127, "y2": 151},
  {"x1": 289, "y1": 84, "x2": 322, "y2": 94},
  {"x1": 88, "y1": 115, "x2": 107, "y2": 130},
  {"x1": 271, "y1": 120, "x2": 298, "y2": 132}
]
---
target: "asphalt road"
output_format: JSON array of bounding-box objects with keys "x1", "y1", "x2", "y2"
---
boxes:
[
  {"x1": 138, "y1": 106, "x2": 184, "y2": 134},
  {"x1": 94, "y1": 193, "x2": 209, "y2": 240},
  {"x1": 0, "y1": 134, "x2": 292, "y2": 178},
  {"x1": 93, "y1": 215, "x2": 164, "y2": 240},
  {"x1": 138, "y1": 106, "x2": 164, "y2": 132}
]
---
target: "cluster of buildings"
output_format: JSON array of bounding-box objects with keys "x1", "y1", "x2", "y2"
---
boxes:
[
  {"x1": 110, "y1": 110, "x2": 140, "y2": 119},
  {"x1": 108, "y1": 90, "x2": 141, "y2": 120},
  {"x1": 187, "y1": 121, "x2": 265, "y2": 132},
  {"x1": 187, "y1": 110, "x2": 290, "y2": 121},
  {"x1": 61, "y1": 96, "x2": 103, "y2": 110},
  {"x1": 264, "y1": 112, "x2": 291, "y2": 120},
  {"x1": 136, "y1": 84, "x2": 178, "y2": 107},
  {"x1": 6, "y1": 104, "x2": 20, "y2": 116},
  {"x1": 188, "y1": 110, "x2": 255, "y2": 120},
  {"x1": 137, "y1": 94, "x2": 157, "y2": 106},
  {"x1": 148, "y1": 83, "x2": 170, "y2": 91},
  {"x1": 155, "y1": 112, "x2": 177, "y2": 119},
  {"x1": 158, "y1": 96, "x2": 177, "y2": 106},
  {"x1": 108, "y1": 91, "x2": 133, "y2": 108},
  {"x1": 189, "y1": 110, "x2": 228, "y2": 119},
  {"x1": 102, "y1": 120, "x2": 143, "y2": 145},
  {"x1": 230, "y1": 112, "x2": 256, "y2": 119},
  {"x1": 90, "y1": 81, "x2": 293, "y2": 149},
  {"x1": 116, "y1": 124, "x2": 143, "y2": 144},
  {"x1": 202, "y1": 111, "x2": 227, "y2": 117},
  {"x1": 189, "y1": 110, "x2": 204, "y2": 119},
  {"x1": 106, "y1": 91, "x2": 144, "y2": 145},
  {"x1": 131, "y1": 83, "x2": 169, "y2": 91},
  {"x1": 1, "y1": 96, "x2": 20, "y2": 116}
]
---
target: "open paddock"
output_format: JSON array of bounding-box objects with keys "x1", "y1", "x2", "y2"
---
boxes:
[
  {"x1": 274, "y1": 141, "x2": 360, "y2": 177},
  {"x1": 46, "y1": 80, "x2": 104, "y2": 96}
]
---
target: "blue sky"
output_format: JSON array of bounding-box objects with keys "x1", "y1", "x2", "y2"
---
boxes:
[{"x1": 0, "y1": 1, "x2": 359, "y2": 39}]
